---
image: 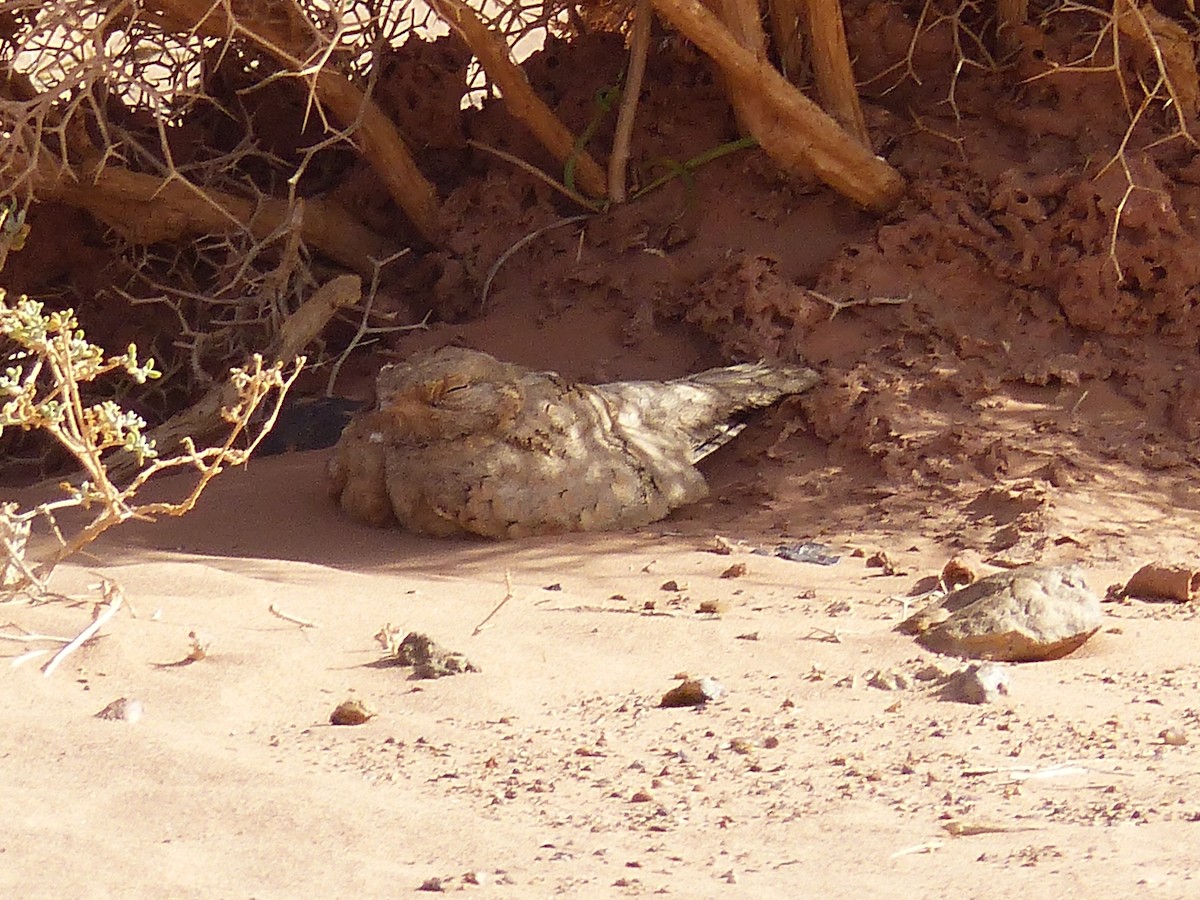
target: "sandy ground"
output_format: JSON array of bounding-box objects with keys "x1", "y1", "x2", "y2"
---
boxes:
[{"x1": 5, "y1": 418, "x2": 1200, "y2": 898}]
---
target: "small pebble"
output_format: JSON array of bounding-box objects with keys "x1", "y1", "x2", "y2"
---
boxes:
[
  {"x1": 330, "y1": 698, "x2": 377, "y2": 726},
  {"x1": 660, "y1": 677, "x2": 727, "y2": 707},
  {"x1": 1160, "y1": 728, "x2": 1188, "y2": 746},
  {"x1": 94, "y1": 697, "x2": 143, "y2": 723},
  {"x1": 942, "y1": 663, "x2": 1010, "y2": 704}
]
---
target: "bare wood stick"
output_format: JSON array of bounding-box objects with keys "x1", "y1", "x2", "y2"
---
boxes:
[
  {"x1": 806, "y1": 289, "x2": 910, "y2": 319},
  {"x1": 0, "y1": 626, "x2": 74, "y2": 643},
  {"x1": 268, "y1": 603, "x2": 319, "y2": 628},
  {"x1": 35, "y1": 157, "x2": 392, "y2": 276},
  {"x1": 142, "y1": 0, "x2": 442, "y2": 243},
  {"x1": 1114, "y1": 0, "x2": 1198, "y2": 121},
  {"x1": 112, "y1": 274, "x2": 359, "y2": 473},
  {"x1": 272, "y1": 274, "x2": 362, "y2": 363},
  {"x1": 651, "y1": 0, "x2": 904, "y2": 211},
  {"x1": 472, "y1": 571, "x2": 515, "y2": 636},
  {"x1": 429, "y1": 0, "x2": 608, "y2": 199},
  {"x1": 311, "y1": 70, "x2": 443, "y2": 241},
  {"x1": 42, "y1": 580, "x2": 123, "y2": 677},
  {"x1": 768, "y1": 0, "x2": 806, "y2": 82},
  {"x1": 11, "y1": 648, "x2": 52, "y2": 669},
  {"x1": 718, "y1": 0, "x2": 778, "y2": 142},
  {"x1": 609, "y1": 0, "x2": 654, "y2": 203},
  {"x1": 800, "y1": 0, "x2": 871, "y2": 147}
]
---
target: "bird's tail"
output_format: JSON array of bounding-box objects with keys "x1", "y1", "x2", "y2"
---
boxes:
[{"x1": 599, "y1": 362, "x2": 819, "y2": 463}]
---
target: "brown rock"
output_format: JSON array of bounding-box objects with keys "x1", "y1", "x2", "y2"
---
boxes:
[
  {"x1": 94, "y1": 697, "x2": 144, "y2": 723},
  {"x1": 393, "y1": 632, "x2": 478, "y2": 679},
  {"x1": 941, "y1": 550, "x2": 989, "y2": 589},
  {"x1": 330, "y1": 698, "x2": 376, "y2": 726},
  {"x1": 898, "y1": 565, "x2": 1102, "y2": 661},
  {"x1": 660, "y1": 676, "x2": 727, "y2": 707},
  {"x1": 328, "y1": 347, "x2": 818, "y2": 538},
  {"x1": 1124, "y1": 563, "x2": 1200, "y2": 602}
]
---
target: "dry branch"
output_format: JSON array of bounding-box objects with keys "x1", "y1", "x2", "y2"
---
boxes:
[
  {"x1": 472, "y1": 571, "x2": 515, "y2": 635},
  {"x1": 269, "y1": 603, "x2": 319, "y2": 628},
  {"x1": 768, "y1": 0, "x2": 807, "y2": 82},
  {"x1": 609, "y1": 0, "x2": 654, "y2": 203},
  {"x1": 652, "y1": 0, "x2": 904, "y2": 210},
  {"x1": 800, "y1": 0, "x2": 870, "y2": 147},
  {"x1": 1114, "y1": 0, "x2": 1198, "y2": 122},
  {"x1": 429, "y1": 0, "x2": 608, "y2": 199},
  {"x1": 33, "y1": 158, "x2": 391, "y2": 276},
  {"x1": 142, "y1": 0, "x2": 442, "y2": 243},
  {"x1": 718, "y1": 0, "x2": 778, "y2": 139},
  {"x1": 41, "y1": 579, "x2": 123, "y2": 677},
  {"x1": 114, "y1": 274, "x2": 360, "y2": 471}
]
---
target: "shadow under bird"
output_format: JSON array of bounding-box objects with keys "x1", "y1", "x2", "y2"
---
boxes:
[{"x1": 328, "y1": 346, "x2": 819, "y2": 539}]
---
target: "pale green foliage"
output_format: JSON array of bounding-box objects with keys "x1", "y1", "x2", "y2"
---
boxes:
[
  {"x1": 0, "y1": 202, "x2": 28, "y2": 273},
  {"x1": 0, "y1": 288, "x2": 301, "y2": 602},
  {"x1": 1, "y1": 294, "x2": 161, "y2": 464}
]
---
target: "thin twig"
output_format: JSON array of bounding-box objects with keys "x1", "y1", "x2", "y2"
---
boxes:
[
  {"x1": 0, "y1": 624, "x2": 73, "y2": 643},
  {"x1": 268, "y1": 603, "x2": 319, "y2": 629},
  {"x1": 41, "y1": 580, "x2": 123, "y2": 677},
  {"x1": 480, "y1": 215, "x2": 593, "y2": 310},
  {"x1": 609, "y1": 0, "x2": 653, "y2": 203},
  {"x1": 806, "y1": 290, "x2": 912, "y2": 320},
  {"x1": 11, "y1": 648, "x2": 52, "y2": 669},
  {"x1": 801, "y1": 627, "x2": 841, "y2": 643},
  {"x1": 472, "y1": 571, "x2": 515, "y2": 636},
  {"x1": 325, "y1": 250, "x2": 427, "y2": 397},
  {"x1": 467, "y1": 139, "x2": 600, "y2": 210}
]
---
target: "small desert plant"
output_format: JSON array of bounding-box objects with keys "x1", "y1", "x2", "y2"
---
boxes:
[{"x1": 0, "y1": 291, "x2": 301, "y2": 601}]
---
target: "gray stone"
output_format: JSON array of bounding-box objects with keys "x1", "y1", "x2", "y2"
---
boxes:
[
  {"x1": 898, "y1": 564, "x2": 1102, "y2": 661},
  {"x1": 941, "y1": 663, "x2": 1011, "y2": 704}
]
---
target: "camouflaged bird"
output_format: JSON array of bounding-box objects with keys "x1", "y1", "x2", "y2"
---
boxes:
[{"x1": 327, "y1": 347, "x2": 818, "y2": 539}]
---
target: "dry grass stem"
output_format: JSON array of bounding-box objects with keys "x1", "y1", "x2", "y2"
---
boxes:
[
  {"x1": 0, "y1": 625, "x2": 73, "y2": 643},
  {"x1": 41, "y1": 579, "x2": 123, "y2": 677},
  {"x1": 466, "y1": 140, "x2": 600, "y2": 210},
  {"x1": 480, "y1": 215, "x2": 593, "y2": 310},
  {"x1": 768, "y1": 0, "x2": 807, "y2": 82},
  {"x1": 269, "y1": 604, "x2": 320, "y2": 629},
  {"x1": 472, "y1": 571, "x2": 515, "y2": 636}
]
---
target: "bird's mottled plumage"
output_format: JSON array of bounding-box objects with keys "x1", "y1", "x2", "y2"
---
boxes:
[{"x1": 327, "y1": 347, "x2": 818, "y2": 538}]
